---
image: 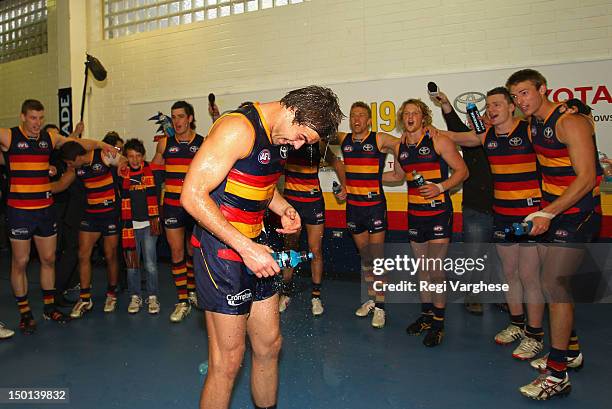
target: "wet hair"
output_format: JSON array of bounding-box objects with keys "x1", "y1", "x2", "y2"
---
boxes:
[
  {"x1": 42, "y1": 124, "x2": 60, "y2": 133},
  {"x1": 280, "y1": 85, "x2": 344, "y2": 140},
  {"x1": 123, "y1": 138, "x2": 146, "y2": 156},
  {"x1": 506, "y1": 69, "x2": 548, "y2": 90},
  {"x1": 59, "y1": 141, "x2": 86, "y2": 161},
  {"x1": 350, "y1": 101, "x2": 372, "y2": 118},
  {"x1": 21, "y1": 99, "x2": 44, "y2": 114},
  {"x1": 487, "y1": 87, "x2": 514, "y2": 105},
  {"x1": 566, "y1": 98, "x2": 592, "y2": 116},
  {"x1": 396, "y1": 99, "x2": 433, "y2": 131},
  {"x1": 171, "y1": 100, "x2": 196, "y2": 130},
  {"x1": 103, "y1": 131, "x2": 124, "y2": 146}
]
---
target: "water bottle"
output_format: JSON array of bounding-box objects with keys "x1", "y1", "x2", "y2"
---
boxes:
[
  {"x1": 332, "y1": 181, "x2": 342, "y2": 195},
  {"x1": 504, "y1": 221, "x2": 533, "y2": 236},
  {"x1": 466, "y1": 102, "x2": 486, "y2": 135},
  {"x1": 159, "y1": 114, "x2": 175, "y2": 138},
  {"x1": 272, "y1": 250, "x2": 313, "y2": 269},
  {"x1": 598, "y1": 151, "x2": 612, "y2": 182},
  {"x1": 198, "y1": 361, "x2": 208, "y2": 375},
  {"x1": 412, "y1": 170, "x2": 425, "y2": 187}
]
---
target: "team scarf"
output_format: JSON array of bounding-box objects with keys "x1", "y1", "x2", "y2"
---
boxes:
[{"x1": 120, "y1": 161, "x2": 160, "y2": 268}]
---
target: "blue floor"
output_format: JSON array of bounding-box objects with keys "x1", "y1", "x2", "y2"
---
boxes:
[{"x1": 1, "y1": 258, "x2": 611, "y2": 409}]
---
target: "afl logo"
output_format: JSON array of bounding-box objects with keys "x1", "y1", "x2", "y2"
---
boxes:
[
  {"x1": 433, "y1": 225, "x2": 444, "y2": 232},
  {"x1": 487, "y1": 141, "x2": 498, "y2": 149},
  {"x1": 418, "y1": 147, "x2": 431, "y2": 155},
  {"x1": 555, "y1": 229, "x2": 569, "y2": 238},
  {"x1": 168, "y1": 146, "x2": 179, "y2": 153},
  {"x1": 92, "y1": 164, "x2": 103, "y2": 172},
  {"x1": 509, "y1": 137, "x2": 523, "y2": 146},
  {"x1": 77, "y1": 169, "x2": 85, "y2": 177},
  {"x1": 279, "y1": 145, "x2": 289, "y2": 159},
  {"x1": 530, "y1": 124, "x2": 538, "y2": 137},
  {"x1": 399, "y1": 152, "x2": 409, "y2": 160},
  {"x1": 258, "y1": 149, "x2": 271, "y2": 164},
  {"x1": 39, "y1": 141, "x2": 49, "y2": 149},
  {"x1": 362, "y1": 144, "x2": 374, "y2": 152},
  {"x1": 543, "y1": 127, "x2": 554, "y2": 139},
  {"x1": 189, "y1": 145, "x2": 198, "y2": 153},
  {"x1": 343, "y1": 145, "x2": 353, "y2": 153},
  {"x1": 453, "y1": 91, "x2": 486, "y2": 114},
  {"x1": 17, "y1": 141, "x2": 29, "y2": 149}
]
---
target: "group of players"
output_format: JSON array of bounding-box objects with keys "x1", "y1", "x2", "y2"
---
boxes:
[{"x1": 0, "y1": 68, "x2": 602, "y2": 407}]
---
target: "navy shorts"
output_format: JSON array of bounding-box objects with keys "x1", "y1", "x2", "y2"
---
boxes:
[
  {"x1": 407, "y1": 210, "x2": 452, "y2": 243},
  {"x1": 492, "y1": 214, "x2": 539, "y2": 244},
  {"x1": 287, "y1": 198, "x2": 325, "y2": 226},
  {"x1": 540, "y1": 211, "x2": 600, "y2": 244},
  {"x1": 163, "y1": 204, "x2": 194, "y2": 230},
  {"x1": 80, "y1": 211, "x2": 119, "y2": 236},
  {"x1": 346, "y1": 202, "x2": 387, "y2": 234},
  {"x1": 7, "y1": 206, "x2": 57, "y2": 240},
  {"x1": 192, "y1": 226, "x2": 278, "y2": 315}
]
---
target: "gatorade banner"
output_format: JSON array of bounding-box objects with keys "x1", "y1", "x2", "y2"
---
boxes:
[{"x1": 58, "y1": 87, "x2": 73, "y2": 136}]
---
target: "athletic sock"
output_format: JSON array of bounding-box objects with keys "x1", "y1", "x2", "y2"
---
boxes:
[
  {"x1": 525, "y1": 325, "x2": 544, "y2": 342},
  {"x1": 172, "y1": 260, "x2": 189, "y2": 303},
  {"x1": 546, "y1": 347, "x2": 567, "y2": 379},
  {"x1": 567, "y1": 329, "x2": 581, "y2": 358},
  {"x1": 80, "y1": 287, "x2": 92, "y2": 303},
  {"x1": 16, "y1": 294, "x2": 31, "y2": 318},
  {"x1": 42, "y1": 289, "x2": 55, "y2": 313},
  {"x1": 431, "y1": 306, "x2": 445, "y2": 330},
  {"x1": 186, "y1": 258, "x2": 196, "y2": 292},
  {"x1": 510, "y1": 313, "x2": 525, "y2": 329},
  {"x1": 106, "y1": 285, "x2": 117, "y2": 298},
  {"x1": 311, "y1": 282, "x2": 321, "y2": 299}
]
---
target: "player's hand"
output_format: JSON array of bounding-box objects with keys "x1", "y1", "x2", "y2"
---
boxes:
[
  {"x1": 424, "y1": 125, "x2": 440, "y2": 138},
  {"x1": 277, "y1": 206, "x2": 301, "y2": 234},
  {"x1": 528, "y1": 216, "x2": 550, "y2": 236},
  {"x1": 118, "y1": 162, "x2": 129, "y2": 178},
  {"x1": 48, "y1": 165, "x2": 57, "y2": 177},
  {"x1": 240, "y1": 242, "x2": 280, "y2": 278},
  {"x1": 434, "y1": 91, "x2": 450, "y2": 105},
  {"x1": 334, "y1": 185, "x2": 347, "y2": 201},
  {"x1": 419, "y1": 181, "x2": 441, "y2": 199},
  {"x1": 101, "y1": 142, "x2": 119, "y2": 157},
  {"x1": 208, "y1": 103, "x2": 220, "y2": 120},
  {"x1": 73, "y1": 121, "x2": 84, "y2": 136}
]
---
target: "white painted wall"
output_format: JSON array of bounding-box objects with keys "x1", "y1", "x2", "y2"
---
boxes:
[{"x1": 1, "y1": 0, "x2": 612, "y2": 143}]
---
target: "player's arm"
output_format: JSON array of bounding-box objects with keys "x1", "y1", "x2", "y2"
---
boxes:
[
  {"x1": 268, "y1": 189, "x2": 301, "y2": 235},
  {"x1": 377, "y1": 132, "x2": 400, "y2": 154},
  {"x1": 382, "y1": 145, "x2": 405, "y2": 183},
  {"x1": 152, "y1": 137, "x2": 166, "y2": 166},
  {"x1": 52, "y1": 168, "x2": 76, "y2": 194},
  {"x1": 419, "y1": 134, "x2": 468, "y2": 199},
  {"x1": 437, "y1": 128, "x2": 482, "y2": 147},
  {"x1": 545, "y1": 115, "x2": 597, "y2": 215},
  {"x1": 0, "y1": 128, "x2": 11, "y2": 152},
  {"x1": 181, "y1": 116, "x2": 279, "y2": 278}
]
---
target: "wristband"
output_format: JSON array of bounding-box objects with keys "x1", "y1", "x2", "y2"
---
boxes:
[
  {"x1": 435, "y1": 183, "x2": 445, "y2": 193},
  {"x1": 524, "y1": 210, "x2": 555, "y2": 222}
]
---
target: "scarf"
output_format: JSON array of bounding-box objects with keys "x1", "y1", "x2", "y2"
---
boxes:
[{"x1": 120, "y1": 161, "x2": 160, "y2": 268}]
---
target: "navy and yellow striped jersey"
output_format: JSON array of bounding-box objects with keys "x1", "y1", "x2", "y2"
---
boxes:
[
  {"x1": 210, "y1": 103, "x2": 287, "y2": 239},
  {"x1": 75, "y1": 149, "x2": 117, "y2": 214},
  {"x1": 530, "y1": 105, "x2": 602, "y2": 215},
  {"x1": 398, "y1": 132, "x2": 451, "y2": 217},
  {"x1": 283, "y1": 144, "x2": 322, "y2": 203},
  {"x1": 6, "y1": 126, "x2": 54, "y2": 210},
  {"x1": 483, "y1": 120, "x2": 541, "y2": 217},
  {"x1": 163, "y1": 132, "x2": 204, "y2": 207},
  {"x1": 341, "y1": 131, "x2": 386, "y2": 206}
]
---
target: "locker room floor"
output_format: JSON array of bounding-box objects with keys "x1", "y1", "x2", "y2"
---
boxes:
[{"x1": 1, "y1": 258, "x2": 611, "y2": 409}]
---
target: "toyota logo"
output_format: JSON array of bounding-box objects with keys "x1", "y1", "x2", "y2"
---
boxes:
[
  {"x1": 279, "y1": 145, "x2": 289, "y2": 159},
  {"x1": 418, "y1": 147, "x2": 431, "y2": 155},
  {"x1": 543, "y1": 127, "x2": 554, "y2": 139},
  {"x1": 453, "y1": 91, "x2": 486, "y2": 114},
  {"x1": 509, "y1": 137, "x2": 523, "y2": 146},
  {"x1": 362, "y1": 144, "x2": 374, "y2": 152}
]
